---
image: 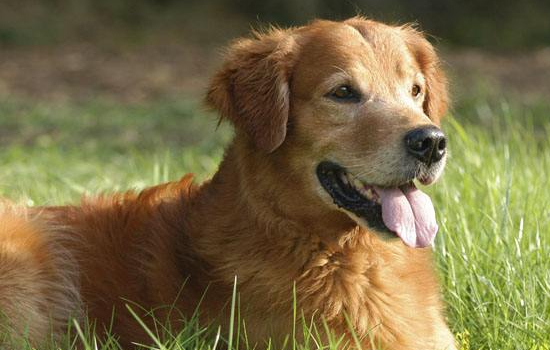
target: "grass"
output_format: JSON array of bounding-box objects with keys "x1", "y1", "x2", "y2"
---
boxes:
[
  {"x1": 0, "y1": 99, "x2": 231, "y2": 204},
  {"x1": 0, "y1": 96, "x2": 549, "y2": 349}
]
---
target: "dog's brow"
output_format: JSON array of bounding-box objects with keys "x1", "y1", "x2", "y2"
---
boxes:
[
  {"x1": 332, "y1": 66, "x2": 353, "y2": 78},
  {"x1": 320, "y1": 71, "x2": 353, "y2": 91}
]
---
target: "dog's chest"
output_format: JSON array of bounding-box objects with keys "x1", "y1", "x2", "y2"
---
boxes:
[{"x1": 293, "y1": 243, "x2": 440, "y2": 346}]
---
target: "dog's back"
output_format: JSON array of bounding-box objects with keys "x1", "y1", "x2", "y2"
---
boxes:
[
  {"x1": 0, "y1": 176, "x2": 211, "y2": 346},
  {"x1": 0, "y1": 203, "x2": 82, "y2": 345}
]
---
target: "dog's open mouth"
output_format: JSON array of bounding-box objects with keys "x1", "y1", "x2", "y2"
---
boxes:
[{"x1": 316, "y1": 161, "x2": 438, "y2": 248}]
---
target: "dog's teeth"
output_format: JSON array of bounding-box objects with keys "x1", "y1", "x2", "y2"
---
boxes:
[
  {"x1": 346, "y1": 174, "x2": 354, "y2": 187},
  {"x1": 366, "y1": 188, "x2": 375, "y2": 200},
  {"x1": 368, "y1": 188, "x2": 381, "y2": 203},
  {"x1": 367, "y1": 188, "x2": 374, "y2": 198},
  {"x1": 361, "y1": 187, "x2": 379, "y2": 202},
  {"x1": 340, "y1": 173, "x2": 349, "y2": 186},
  {"x1": 347, "y1": 176, "x2": 381, "y2": 204}
]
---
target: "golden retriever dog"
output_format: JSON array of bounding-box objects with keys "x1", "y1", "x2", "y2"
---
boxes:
[{"x1": 0, "y1": 17, "x2": 455, "y2": 349}]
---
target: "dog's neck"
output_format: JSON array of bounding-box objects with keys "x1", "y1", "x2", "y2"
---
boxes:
[
  {"x1": 218, "y1": 139, "x2": 352, "y2": 232},
  {"x1": 184, "y1": 137, "x2": 359, "y2": 280}
]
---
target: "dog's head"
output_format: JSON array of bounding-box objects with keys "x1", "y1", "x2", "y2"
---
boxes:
[{"x1": 207, "y1": 18, "x2": 449, "y2": 248}]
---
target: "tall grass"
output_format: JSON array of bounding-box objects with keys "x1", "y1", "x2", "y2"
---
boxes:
[
  {"x1": 0, "y1": 97, "x2": 549, "y2": 349},
  {"x1": 432, "y1": 101, "x2": 550, "y2": 349}
]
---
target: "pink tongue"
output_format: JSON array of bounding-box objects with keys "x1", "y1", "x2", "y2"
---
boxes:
[{"x1": 373, "y1": 185, "x2": 438, "y2": 248}]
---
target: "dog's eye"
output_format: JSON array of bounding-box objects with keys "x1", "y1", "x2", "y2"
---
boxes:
[
  {"x1": 330, "y1": 85, "x2": 361, "y2": 102},
  {"x1": 411, "y1": 84, "x2": 422, "y2": 98}
]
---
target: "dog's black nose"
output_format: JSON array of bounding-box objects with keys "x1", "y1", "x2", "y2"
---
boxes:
[{"x1": 404, "y1": 126, "x2": 447, "y2": 165}]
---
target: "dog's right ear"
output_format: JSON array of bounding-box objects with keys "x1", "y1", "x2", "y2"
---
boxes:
[{"x1": 206, "y1": 28, "x2": 297, "y2": 153}]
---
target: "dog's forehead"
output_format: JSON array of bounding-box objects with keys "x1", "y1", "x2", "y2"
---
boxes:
[{"x1": 293, "y1": 21, "x2": 417, "y2": 94}]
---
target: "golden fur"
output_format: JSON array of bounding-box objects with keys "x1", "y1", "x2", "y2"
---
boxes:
[{"x1": 0, "y1": 18, "x2": 455, "y2": 349}]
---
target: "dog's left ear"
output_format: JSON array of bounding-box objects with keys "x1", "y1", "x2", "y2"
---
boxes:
[
  {"x1": 206, "y1": 28, "x2": 297, "y2": 152},
  {"x1": 401, "y1": 27, "x2": 449, "y2": 123}
]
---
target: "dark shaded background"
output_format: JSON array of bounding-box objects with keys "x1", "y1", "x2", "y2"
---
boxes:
[
  {"x1": 0, "y1": 0, "x2": 549, "y2": 104},
  {"x1": 2, "y1": 0, "x2": 550, "y2": 48}
]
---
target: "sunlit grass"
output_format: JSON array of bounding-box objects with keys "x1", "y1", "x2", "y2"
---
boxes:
[
  {"x1": 0, "y1": 97, "x2": 549, "y2": 349},
  {"x1": 432, "y1": 101, "x2": 550, "y2": 349}
]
